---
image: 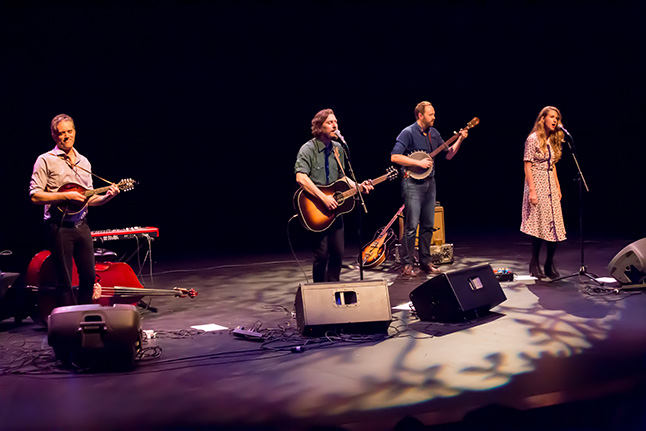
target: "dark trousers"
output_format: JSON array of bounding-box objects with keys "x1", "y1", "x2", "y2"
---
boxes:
[
  {"x1": 312, "y1": 217, "x2": 344, "y2": 283},
  {"x1": 45, "y1": 220, "x2": 96, "y2": 306}
]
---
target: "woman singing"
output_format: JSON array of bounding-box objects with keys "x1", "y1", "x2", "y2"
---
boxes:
[{"x1": 521, "y1": 106, "x2": 567, "y2": 279}]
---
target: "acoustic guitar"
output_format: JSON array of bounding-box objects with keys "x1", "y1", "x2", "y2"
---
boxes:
[
  {"x1": 55, "y1": 178, "x2": 136, "y2": 215},
  {"x1": 294, "y1": 167, "x2": 398, "y2": 232},
  {"x1": 405, "y1": 117, "x2": 479, "y2": 180},
  {"x1": 357, "y1": 204, "x2": 405, "y2": 268}
]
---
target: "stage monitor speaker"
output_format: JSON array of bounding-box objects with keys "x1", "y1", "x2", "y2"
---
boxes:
[
  {"x1": 410, "y1": 263, "x2": 506, "y2": 323},
  {"x1": 48, "y1": 304, "x2": 142, "y2": 370},
  {"x1": 295, "y1": 280, "x2": 392, "y2": 336},
  {"x1": 608, "y1": 238, "x2": 646, "y2": 284}
]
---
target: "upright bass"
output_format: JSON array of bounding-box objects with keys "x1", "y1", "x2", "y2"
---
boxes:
[{"x1": 25, "y1": 250, "x2": 197, "y2": 325}]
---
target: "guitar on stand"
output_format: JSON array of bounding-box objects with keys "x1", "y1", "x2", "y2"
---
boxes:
[
  {"x1": 357, "y1": 204, "x2": 405, "y2": 269},
  {"x1": 294, "y1": 167, "x2": 398, "y2": 232}
]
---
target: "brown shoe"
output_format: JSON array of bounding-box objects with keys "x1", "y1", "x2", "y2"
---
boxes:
[
  {"x1": 420, "y1": 263, "x2": 442, "y2": 274},
  {"x1": 400, "y1": 265, "x2": 418, "y2": 277}
]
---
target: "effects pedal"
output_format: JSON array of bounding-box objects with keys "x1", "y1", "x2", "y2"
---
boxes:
[
  {"x1": 232, "y1": 326, "x2": 264, "y2": 340},
  {"x1": 493, "y1": 268, "x2": 514, "y2": 282}
]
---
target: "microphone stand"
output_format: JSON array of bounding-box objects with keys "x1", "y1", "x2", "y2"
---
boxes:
[
  {"x1": 550, "y1": 132, "x2": 602, "y2": 285},
  {"x1": 340, "y1": 141, "x2": 368, "y2": 281}
]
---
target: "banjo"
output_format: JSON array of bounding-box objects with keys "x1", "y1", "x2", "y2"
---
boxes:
[{"x1": 405, "y1": 117, "x2": 479, "y2": 180}]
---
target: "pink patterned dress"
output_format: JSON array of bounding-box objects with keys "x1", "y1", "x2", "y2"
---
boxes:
[{"x1": 520, "y1": 132, "x2": 566, "y2": 242}]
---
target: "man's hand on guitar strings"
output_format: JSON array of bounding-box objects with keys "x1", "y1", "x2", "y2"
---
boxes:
[
  {"x1": 323, "y1": 194, "x2": 338, "y2": 210},
  {"x1": 360, "y1": 179, "x2": 374, "y2": 194}
]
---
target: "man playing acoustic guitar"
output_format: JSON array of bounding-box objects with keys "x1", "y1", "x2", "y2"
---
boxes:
[
  {"x1": 294, "y1": 108, "x2": 374, "y2": 282},
  {"x1": 391, "y1": 101, "x2": 468, "y2": 277},
  {"x1": 30, "y1": 114, "x2": 121, "y2": 307}
]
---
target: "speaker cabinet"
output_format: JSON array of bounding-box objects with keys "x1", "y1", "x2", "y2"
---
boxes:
[
  {"x1": 608, "y1": 238, "x2": 646, "y2": 284},
  {"x1": 410, "y1": 263, "x2": 506, "y2": 323},
  {"x1": 295, "y1": 280, "x2": 392, "y2": 336},
  {"x1": 48, "y1": 304, "x2": 142, "y2": 370},
  {"x1": 431, "y1": 205, "x2": 446, "y2": 246}
]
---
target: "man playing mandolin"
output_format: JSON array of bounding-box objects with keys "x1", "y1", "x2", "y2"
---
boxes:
[
  {"x1": 30, "y1": 114, "x2": 121, "y2": 307},
  {"x1": 391, "y1": 101, "x2": 468, "y2": 277},
  {"x1": 295, "y1": 108, "x2": 374, "y2": 282}
]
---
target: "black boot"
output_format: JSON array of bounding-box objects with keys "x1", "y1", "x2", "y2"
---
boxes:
[
  {"x1": 545, "y1": 261, "x2": 560, "y2": 279},
  {"x1": 530, "y1": 258, "x2": 545, "y2": 279},
  {"x1": 545, "y1": 242, "x2": 559, "y2": 279}
]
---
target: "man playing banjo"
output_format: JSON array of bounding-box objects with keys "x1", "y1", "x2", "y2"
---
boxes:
[{"x1": 390, "y1": 101, "x2": 468, "y2": 277}]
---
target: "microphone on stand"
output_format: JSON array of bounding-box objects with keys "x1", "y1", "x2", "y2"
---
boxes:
[
  {"x1": 557, "y1": 124, "x2": 572, "y2": 138},
  {"x1": 335, "y1": 130, "x2": 348, "y2": 146},
  {"x1": 557, "y1": 124, "x2": 575, "y2": 152}
]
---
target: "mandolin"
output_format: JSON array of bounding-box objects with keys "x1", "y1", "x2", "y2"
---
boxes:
[
  {"x1": 55, "y1": 178, "x2": 137, "y2": 215},
  {"x1": 358, "y1": 204, "x2": 405, "y2": 269},
  {"x1": 405, "y1": 117, "x2": 479, "y2": 180},
  {"x1": 294, "y1": 167, "x2": 398, "y2": 232}
]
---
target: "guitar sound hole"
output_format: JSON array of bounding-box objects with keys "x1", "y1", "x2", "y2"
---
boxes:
[{"x1": 334, "y1": 193, "x2": 344, "y2": 204}]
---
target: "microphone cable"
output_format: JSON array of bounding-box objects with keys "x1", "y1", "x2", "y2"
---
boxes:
[{"x1": 286, "y1": 214, "x2": 310, "y2": 284}]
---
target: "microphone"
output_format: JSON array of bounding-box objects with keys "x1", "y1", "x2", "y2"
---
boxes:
[
  {"x1": 557, "y1": 124, "x2": 572, "y2": 137},
  {"x1": 335, "y1": 130, "x2": 348, "y2": 145}
]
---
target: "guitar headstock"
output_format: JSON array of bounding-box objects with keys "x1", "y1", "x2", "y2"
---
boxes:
[
  {"x1": 117, "y1": 178, "x2": 137, "y2": 192},
  {"x1": 173, "y1": 287, "x2": 198, "y2": 298},
  {"x1": 386, "y1": 166, "x2": 399, "y2": 180},
  {"x1": 466, "y1": 117, "x2": 480, "y2": 129}
]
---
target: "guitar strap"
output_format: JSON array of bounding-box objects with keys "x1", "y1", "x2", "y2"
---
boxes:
[
  {"x1": 60, "y1": 154, "x2": 114, "y2": 187},
  {"x1": 332, "y1": 146, "x2": 347, "y2": 180}
]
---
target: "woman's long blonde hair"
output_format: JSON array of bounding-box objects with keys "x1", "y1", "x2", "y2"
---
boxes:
[{"x1": 530, "y1": 106, "x2": 564, "y2": 163}]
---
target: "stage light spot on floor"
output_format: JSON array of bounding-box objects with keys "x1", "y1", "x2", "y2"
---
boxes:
[{"x1": 191, "y1": 323, "x2": 228, "y2": 331}]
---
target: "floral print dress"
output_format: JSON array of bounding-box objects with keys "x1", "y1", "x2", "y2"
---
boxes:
[{"x1": 520, "y1": 132, "x2": 566, "y2": 242}]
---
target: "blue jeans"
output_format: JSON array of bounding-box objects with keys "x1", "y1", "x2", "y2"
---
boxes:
[{"x1": 401, "y1": 176, "x2": 436, "y2": 267}]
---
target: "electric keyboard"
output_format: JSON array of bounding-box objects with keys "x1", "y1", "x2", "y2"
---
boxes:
[{"x1": 91, "y1": 226, "x2": 159, "y2": 241}]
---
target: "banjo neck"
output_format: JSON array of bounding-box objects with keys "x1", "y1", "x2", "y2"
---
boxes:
[{"x1": 404, "y1": 117, "x2": 480, "y2": 180}]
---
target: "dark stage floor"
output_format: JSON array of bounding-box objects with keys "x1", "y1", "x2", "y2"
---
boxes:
[{"x1": 1, "y1": 231, "x2": 646, "y2": 431}]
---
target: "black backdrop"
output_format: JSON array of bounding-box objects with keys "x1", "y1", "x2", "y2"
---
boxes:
[{"x1": 1, "y1": 0, "x2": 644, "y2": 271}]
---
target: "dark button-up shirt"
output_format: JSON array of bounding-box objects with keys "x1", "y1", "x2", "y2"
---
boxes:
[{"x1": 294, "y1": 138, "x2": 346, "y2": 186}]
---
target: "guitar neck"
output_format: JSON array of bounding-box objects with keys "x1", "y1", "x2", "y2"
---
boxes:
[
  {"x1": 341, "y1": 173, "x2": 391, "y2": 199},
  {"x1": 383, "y1": 205, "x2": 405, "y2": 232}
]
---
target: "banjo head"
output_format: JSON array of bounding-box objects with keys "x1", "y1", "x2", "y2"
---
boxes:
[{"x1": 406, "y1": 151, "x2": 434, "y2": 180}]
